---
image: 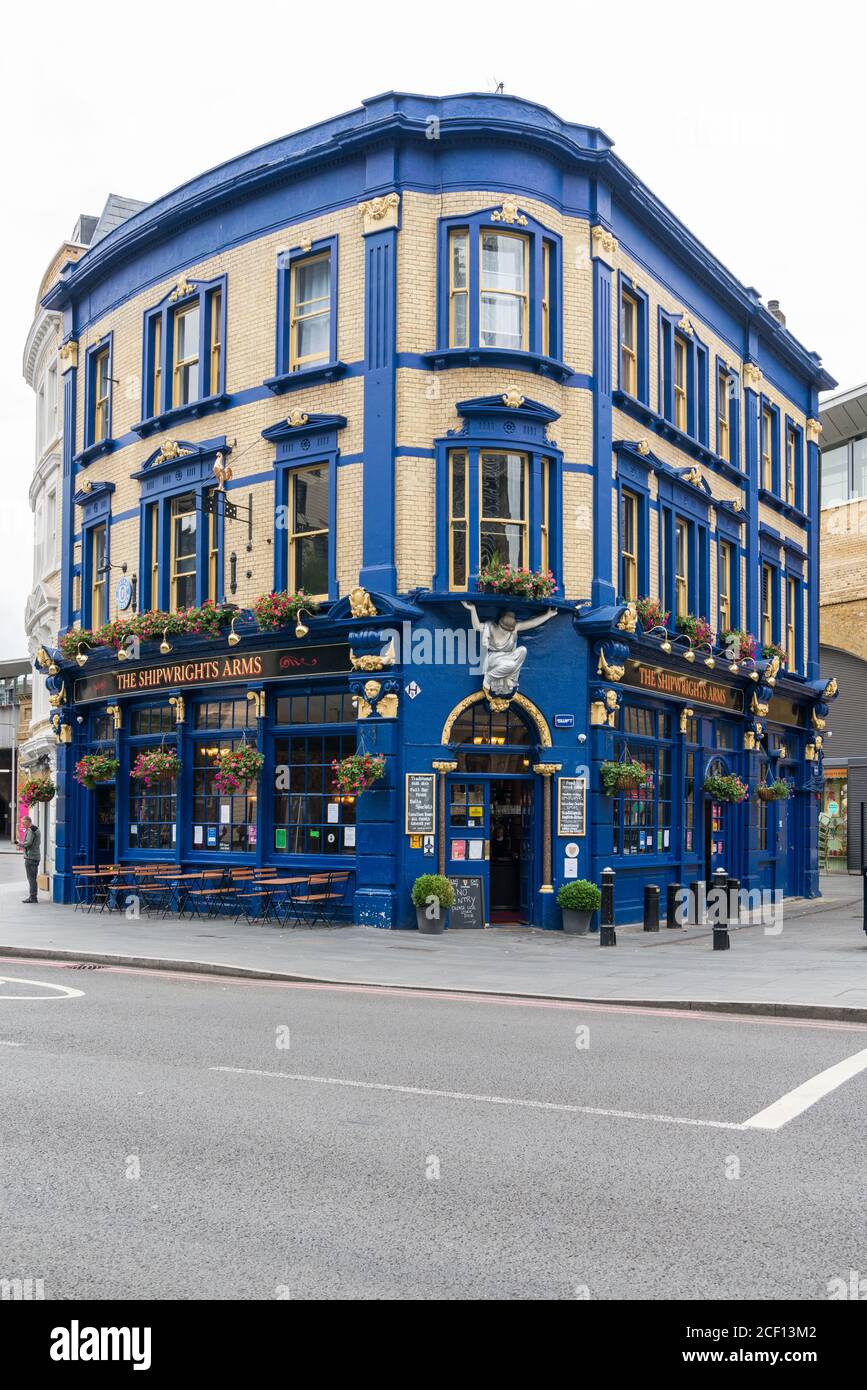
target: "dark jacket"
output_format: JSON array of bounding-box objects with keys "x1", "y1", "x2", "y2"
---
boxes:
[{"x1": 23, "y1": 825, "x2": 41, "y2": 862}]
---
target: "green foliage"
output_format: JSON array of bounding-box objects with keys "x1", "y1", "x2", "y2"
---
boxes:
[
  {"x1": 411, "y1": 874, "x2": 455, "y2": 909},
  {"x1": 556, "y1": 879, "x2": 602, "y2": 912}
]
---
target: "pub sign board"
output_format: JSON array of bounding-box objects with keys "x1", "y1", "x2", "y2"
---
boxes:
[
  {"x1": 557, "y1": 776, "x2": 586, "y2": 837},
  {"x1": 73, "y1": 644, "x2": 353, "y2": 704},
  {"x1": 622, "y1": 659, "x2": 744, "y2": 713}
]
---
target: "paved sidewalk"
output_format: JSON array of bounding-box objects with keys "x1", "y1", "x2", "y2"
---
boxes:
[{"x1": 0, "y1": 873, "x2": 864, "y2": 1019}]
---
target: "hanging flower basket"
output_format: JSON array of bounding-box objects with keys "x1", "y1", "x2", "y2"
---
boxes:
[
  {"x1": 477, "y1": 556, "x2": 558, "y2": 599},
  {"x1": 600, "y1": 758, "x2": 654, "y2": 797},
  {"x1": 703, "y1": 773, "x2": 749, "y2": 803},
  {"x1": 636, "y1": 597, "x2": 669, "y2": 632},
  {"x1": 252, "y1": 590, "x2": 319, "y2": 632},
  {"x1": 332, "y1": 753, "x2": 387, "y2": 796},
  {"x1": 756, "y1": 780, "x2": 790, "y2": 802},
  {"x1": 19, "y1": 775, "x2": 56, "y2": 808},
  {"x1": 213, "y1": 746, "x2": 265, "y2": 796},
  {"x1": 130, "y1": 750, "x2": 181, "y2": 788},
  {"x1": 74, "y1": 753, "x2": 120, "y2": 790}
]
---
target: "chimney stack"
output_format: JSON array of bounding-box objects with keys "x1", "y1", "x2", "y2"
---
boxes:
[{"x1": 768, "y1": 299, "x2": 786, "y2": 327}]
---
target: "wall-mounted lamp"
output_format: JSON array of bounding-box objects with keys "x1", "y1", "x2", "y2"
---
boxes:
[
  {"x1": 76, "y1": 644, "x2": 89, "y2": 667},
  {"x1": 227, "y1": 616, "x2": 241, "y2": 647},
  {"x1": 294, "y1": 608, "x2": 312, "y2": 639},
  {"x1": 160, "y1": 629, "x2": 172, "y2": 655}
]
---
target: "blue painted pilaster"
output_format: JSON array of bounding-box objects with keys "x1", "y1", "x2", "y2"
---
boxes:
[
  {"x1": 59, "y1": 349, "x2": 78, "y2": 631},
  {"x1": 806, "y1": 427, "x2": 821, "y2": 679},
  {"x1": 360, "y1": 221, "x2": 398, "y2": 594},
  {"x1": 591, "y1": 241, "x2": 615, "y2": 606},
  {"x1": 743, "y1": 372, "x2": 761, "y2": 636}
]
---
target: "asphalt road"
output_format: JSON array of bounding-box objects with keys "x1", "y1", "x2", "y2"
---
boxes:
[{"x1": 2, "y1": 961, "x2": 866, "y2": 1300}]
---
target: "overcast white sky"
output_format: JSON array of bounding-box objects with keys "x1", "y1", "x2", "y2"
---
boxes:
[{"x1": 0, "y1": 0, "x2": 862, "y2": 659}]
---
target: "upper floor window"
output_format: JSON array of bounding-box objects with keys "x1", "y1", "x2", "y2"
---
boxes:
[
  {"x1": 480, "y1": 451, "x2": 528, "y2": 567},
  {"x1": 785, "y1": 426, "x2": 797, "y2": 507},
  {"x1": 480, "y1": 232, "x2": 528, "y2": 351},
  {"x1": 761, "y1": 562, "x2": 776, "y2": 646},
  {"x1": 821, "y1": 437, "x2": 867, "y2": 507},
  {"x1": 170, "y1": 492, "x2": 198, "y2": 610},
  {"x1": 290, "y1": 253, "x2": 331, "y2": 369},
  {"x1": 173, "y1": 304, "x2": 200, "y2": 407},
  {"x1": 761, "y1": 405, "x2": 775, "y2": 490},
  {"x1": 719, "y1": 539, "x2": 733, "y2": 632},
  {"x1": 141, "y1": 277, "x2": 226, "y2": 422},
  {"x1": 620, "y1": 489, "x2": 638, "y2": 601},
  {"x1": 449, "y1": 452, "x2": 468, "y2": 588},
  {"x1": 786, "y1": 575, "x2": 799, "y2": 670},
  {"x1": 673, "y1": 336, "x2": 688, "y2": 433},
  {"x1": 717, "y1": 367, "x2": 730, "y2": 462},
  {"x1": 90, "y1": 523, "x2": 108, "y2": 628},
  {"x1": 438, "y1": 211, "x2": 561, "y2": 361},
  {"x1": 287, "y1": 464, "x2": 329, "y2": 598},
  {"x1": 675, "y1": 517, "x2": 689, "y2": 619},
  {"x1": 84, "y1": 337, "x2": 113, "y2": 450},
  {"x1": 621, "y1": 291, "x2": 638, "y2": 397}
]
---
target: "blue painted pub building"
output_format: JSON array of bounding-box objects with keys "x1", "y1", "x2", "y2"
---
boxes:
[{"x1": 35, "y1": 92, "x2": 838, "y2": 924}]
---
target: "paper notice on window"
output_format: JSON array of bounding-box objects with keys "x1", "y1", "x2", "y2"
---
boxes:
[
  {"x1": 220, "y1": 803, "x2": 231, "y2": 824},
  {"x1": 343, "y1": 825, "x2": 356, "y2": 848},
  {"x1": 468, "y1": 839, "x2": 484, "y2": 861},
  {"x1": 194, "y1": 825, "x2": 203, "y2": 846},
  {"x1": 327, "y1": 803, "x2": 339, "y2": 823},
  {"x1": 564, "y1": 858, "x2": 578, "y2": 878}
]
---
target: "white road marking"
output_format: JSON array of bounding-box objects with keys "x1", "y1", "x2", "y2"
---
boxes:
[
  {"x1": 210, "y1": 1066, "x2": 745, "y2": 1130},
  {"x1": 743, "y1": 1046, "x2": 867, "y2": 1130},
  {"x1": 0, "y1": 975, "x2": 84, "y2": 1001}
]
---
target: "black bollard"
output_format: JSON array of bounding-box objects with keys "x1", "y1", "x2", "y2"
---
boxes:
[
  {"x1": 643, "y1": 884, "x2": 660, "y2": 931},
  {"x1": 711, "y1": 868, "x2": 730, "y2": 950},
  {"x1": 666, "y1": 881, "x2": 684, "y2": 928},
  {"x1": 600, "y1": 867, "x2": 616, "y2": 946},
  {"x1": 689, "y1": 878, "x2": 706, "y2": 926},
  {"x1": 727, "y1": 876, "x2": 741, "y2": 926}
]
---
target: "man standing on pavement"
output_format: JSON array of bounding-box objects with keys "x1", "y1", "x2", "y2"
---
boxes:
[{"x1": 21, "y1": 815, "x2": 41, "y2": 904}]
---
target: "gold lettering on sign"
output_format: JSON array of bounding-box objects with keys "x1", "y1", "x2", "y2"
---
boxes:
[{"x1": 634, "y1": 665, "x2": 732, "y2": 708}]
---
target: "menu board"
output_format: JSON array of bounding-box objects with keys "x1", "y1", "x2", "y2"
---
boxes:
[
  {"x1": 557, "y1": 777, "x2": 586, "y2": 837},
  {"x1": 405, "y1": 773, "x2": 436, "y2": 835},
  {"x1": 448, "y1": 875, "x2": 485, "y2": 929}
]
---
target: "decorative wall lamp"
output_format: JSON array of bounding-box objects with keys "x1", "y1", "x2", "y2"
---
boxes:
[
  {"x1": 295, "y1": 609, "x2": 313, "y2": 640},
  {"x1": 672, "y1": 634, "x2": 696, "y2": 663},
  {"x1": 696, "y1": 641, "x2": 715, "y2": 670},
  {"x1": 75, "y1": 644, "x2": 89, "y2": 667},
  {"x1": 159, "y1": 629, "x2": 172, "y2": 655},
  {"x1": 227, "y1": 616, "x2": 241, "y2": 647},
  {"x1": 647, "y1": 625, "x2": 672, "y2": 654}
]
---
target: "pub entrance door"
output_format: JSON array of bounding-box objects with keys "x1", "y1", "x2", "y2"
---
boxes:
[{"x1": 447, "y1": 773, "x2": 535, "y2": 925}]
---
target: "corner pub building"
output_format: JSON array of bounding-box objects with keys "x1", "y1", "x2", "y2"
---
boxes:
[{"x1": 34, "y1": 91, "x2": 839, "y2": 926}]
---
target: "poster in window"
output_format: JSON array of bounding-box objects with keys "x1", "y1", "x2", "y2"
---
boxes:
[
  {"x1": 451, "y1": 840, "x2": 467, "y2": 860},
  {"x1": 275, "y1": 828, "x2": 287, "y2": 850}
]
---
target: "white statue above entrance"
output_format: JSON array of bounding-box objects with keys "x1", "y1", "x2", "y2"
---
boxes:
[{"x1": 462, "y1": 603, "x2": 557, "y2": 697}]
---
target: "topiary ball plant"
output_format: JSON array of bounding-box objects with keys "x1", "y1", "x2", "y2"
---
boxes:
[
  {"x1": 411, "y1": 874, "x2": 455, "y2": 909},
  {"x1": 556, "y1": 879, "x2": 602, "y2": 913}
]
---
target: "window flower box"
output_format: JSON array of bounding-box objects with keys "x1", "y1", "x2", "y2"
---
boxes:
[
  {"x1": 477, "y1": 557, "x2": 557, "y2": 600},
  {"x1": 636, "y1": 597, "x2": 669, "y2": 632},
  {"x1": 252, "y1": 590, "x2": 319, "y2": 632}
]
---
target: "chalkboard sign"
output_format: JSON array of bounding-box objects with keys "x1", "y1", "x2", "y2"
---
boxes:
[
  {"x1": 405, "y1": 773, "x2": 436, "y2": 835},
  {"x1": 448, "y1": 875, "x2": 485, "y2": 929},
  {"x1": 557, "y1": 777, "x2": 586, "y2": 837}
]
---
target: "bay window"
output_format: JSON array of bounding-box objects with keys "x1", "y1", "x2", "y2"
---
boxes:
[
  {"x1": 449, "y1": 452, "x2": 468, "y2": 589},
  {"x1": 436, "y1": 211, "x2": 562, "y2": 364}
]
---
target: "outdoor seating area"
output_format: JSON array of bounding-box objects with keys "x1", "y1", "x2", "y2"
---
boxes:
[{"x1": 71, "y1": 864, "x2": 353, "y2": 929}]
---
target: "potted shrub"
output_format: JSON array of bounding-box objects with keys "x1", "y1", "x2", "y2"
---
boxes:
[
  {"x1": 74, "y1": 753, "x2": 120, "y2": 789},
  {"x1": 756, "y1": 779, "x2": 789, "y2": 802},
  {"x1": 761, "y1": 641, "x2": 786, "y2": 663},
  {"x1": 636, "y1": 597, "x2": 669, "y2": 632},
  {"x1": 557, "y1": 879, "x2": 602, "y2": 934},
  {"x1": 703, "y1": 772, "x2": 749, "y2": 803},
  {"x1": 600, "y1": 758, "x2": 653, "y2": 796},
  {"x1": 332, "y1": 753, "x2": 386, "y2": 795},
  {"x1": 411, "y1": 874, "x2": 455, "y2": 934}
]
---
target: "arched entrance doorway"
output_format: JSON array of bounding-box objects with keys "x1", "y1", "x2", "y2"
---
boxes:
[{"x1": 438, "y1": 693, "x2": 552, "y2": 925}]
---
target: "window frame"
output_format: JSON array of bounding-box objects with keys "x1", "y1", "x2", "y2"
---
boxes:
[
  {"x1": 275, "y1": 237, "x2": 339, "y2": 380},
  {"x1": 137, "y1": 463, "x2": 224, "y2": 614},
  {"x1": 761, "y1": 560, "x2": 780, "y2": 648},
  {"x1": 436, "y1": 209, "x2": 563, "y2": 363},
  {"x1": 619, "y1": 487, "x2": 639, "y2": 602},
  {"x1": 478, "y1": 449, "x2": 530, "y2": 570},
  {"x1": 618, "y1": 275, "x2": 650, "y2": 405},
  {"x1": 140, "y1": 276, "x2": 227, "y2": 426},
  {"x1": 784, "y1": 417, "x2": 804, "y2": 512},
  {"x1": 760, "y1": 398, "x2": 781, "y2": 496},
  {"x1": 83, "y1": 334, "x2": 113, "y2": 450}
]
